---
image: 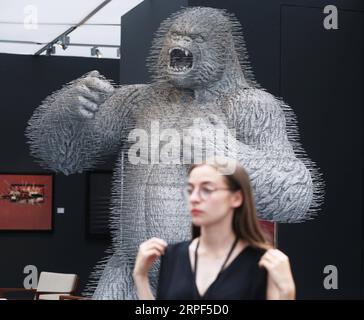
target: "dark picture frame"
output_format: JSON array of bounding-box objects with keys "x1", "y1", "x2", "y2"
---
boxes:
[
  {"x1": 85, "y1": 170, "x2": 113, "y2": 240},
  {"x1": 0, "y1": 172, "x2": 54, "y2": 231}
]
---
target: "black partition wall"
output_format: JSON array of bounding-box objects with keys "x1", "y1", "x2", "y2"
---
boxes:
[{"x1": 279, "y1": 2, "x2": 363, "y2": 299}]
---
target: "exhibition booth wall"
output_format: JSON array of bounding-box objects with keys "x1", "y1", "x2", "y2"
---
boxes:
[{"x1": 0, "y1": 0, "x2": 363, "y2": 298}]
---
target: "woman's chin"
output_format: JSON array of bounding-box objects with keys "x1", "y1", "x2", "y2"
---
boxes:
[{"x1": 191, "y1": 216, "x2": 204, "y2": 225}]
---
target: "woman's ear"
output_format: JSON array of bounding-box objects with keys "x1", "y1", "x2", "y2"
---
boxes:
[{"x1": 231, "y1": 191, "x2": 243, "y2": 208}]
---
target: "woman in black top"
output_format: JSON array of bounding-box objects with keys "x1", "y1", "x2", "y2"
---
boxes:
[{"x1": 133, "y1": 159, "x2": 296, "y2": 300}]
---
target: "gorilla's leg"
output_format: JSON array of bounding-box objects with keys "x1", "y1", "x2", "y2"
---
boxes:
[{"x1": 92, "y1": 253, "x2": 137, "y2": 300}]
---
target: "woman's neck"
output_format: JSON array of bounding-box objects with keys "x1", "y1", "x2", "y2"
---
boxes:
[{"x1": 199, "y1": 221, "x2": 236, "y2": 254}]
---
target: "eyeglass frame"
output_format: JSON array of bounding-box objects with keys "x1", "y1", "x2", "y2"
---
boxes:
[{"x1": 186, "y1": 185, "x2": 233, "y2": 201}]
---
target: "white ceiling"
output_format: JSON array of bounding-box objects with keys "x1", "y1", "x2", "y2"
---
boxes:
[{"x1": 0, "y1": 0, "x2": 144, "y2": 59}]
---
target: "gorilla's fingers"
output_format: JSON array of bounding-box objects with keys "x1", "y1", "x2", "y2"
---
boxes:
[
  {"x1": 78, "y1": 96, "x2": 98, "y2": 112},
  {"x1": 83, "y1": 77, "x2": 114, "y2": 94},
  {"x1": 78, "y1": 84, "x2": 100, "y2": 103},
  {"x1": 78, "y1": 106, "x2": 95, "y2": 119}
]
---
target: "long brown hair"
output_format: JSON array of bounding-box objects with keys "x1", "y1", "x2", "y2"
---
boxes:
[{"x1": 188, "y1": 159, "x2": 271, "y2": 250}]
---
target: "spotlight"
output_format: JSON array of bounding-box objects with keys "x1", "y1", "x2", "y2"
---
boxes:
[
  {"x1": 46, "y1": 45, "x2": 56, "y2": 56},
  {"x1": 91, "y1": 46, "x2": 102, "y2": 58},
  {"x1": 56, "y1": 35, "x2": 70, "y2": 50}
]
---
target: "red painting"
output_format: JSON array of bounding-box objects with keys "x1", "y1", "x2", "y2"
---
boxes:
[{"x1": 0, "y1": 174, "x2": 53, "y2": 230}]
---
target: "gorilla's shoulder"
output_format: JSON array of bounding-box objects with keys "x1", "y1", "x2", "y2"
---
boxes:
[
  {"x1": 235, "y1": 87, "x2": 279, "y2": 105},
  {"x1": 231, "y1": 87, "x2": 284, "y2": 114}
]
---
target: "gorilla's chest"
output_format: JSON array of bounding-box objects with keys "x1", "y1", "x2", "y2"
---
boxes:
[
  {"x1": 127, "y1": 99, "x2": 232, "y2": 164},
  {"x1": 135, "y1": 100, "x2": 228, "y2": 131}
]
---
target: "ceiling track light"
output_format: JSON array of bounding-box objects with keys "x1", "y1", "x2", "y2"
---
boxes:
[
  {"x1": 35, "y1": 0, "x2": 112, "y2": 56},
  {"x1": 56, "y1": 35, "x2": 70, "y2": 50},
  {"x1": 46, "y1": 45, "x2": 56, "y2": 56},
  {"x1": 91, "y1": 46, "x2": 102, "y2": 58}
]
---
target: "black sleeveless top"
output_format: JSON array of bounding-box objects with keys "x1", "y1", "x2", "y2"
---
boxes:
[{"x1": 156, "y1": 240, "x2": 267, "y2": 300}]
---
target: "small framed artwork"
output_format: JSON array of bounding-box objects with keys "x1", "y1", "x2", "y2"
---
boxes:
[
  {"x1": 86, "y1": 170, "x2": 113, "y2": 239},
  {"x1": 0, "y1": 173, "x2": 53, "y2": 231}
]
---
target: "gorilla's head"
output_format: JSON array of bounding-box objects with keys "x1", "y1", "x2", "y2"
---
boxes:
[{"x1": 149, "y1": 7, "x2": 251, "y2": 90}]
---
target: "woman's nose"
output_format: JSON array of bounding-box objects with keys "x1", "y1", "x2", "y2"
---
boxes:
[{"x1": 189, "y1": 188, "x2": 201, "y2": 202}]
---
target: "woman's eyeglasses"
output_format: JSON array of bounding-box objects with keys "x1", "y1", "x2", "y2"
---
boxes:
[{"x1": 186, "y1": 186, "x2": 231, "y2": 201}]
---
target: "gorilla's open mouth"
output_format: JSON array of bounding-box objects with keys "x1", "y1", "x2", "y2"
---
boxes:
[{"x1": 168, "y1": 47, "x2": 193, "y2": 73}]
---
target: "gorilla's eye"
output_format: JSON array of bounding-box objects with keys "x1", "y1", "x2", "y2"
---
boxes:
[
  {"x1": 191, "y1": 34, "x2": 204, "y2": 43},
  {"x1": 170, "y1": 32, "x2": 180, "y2": 41}
]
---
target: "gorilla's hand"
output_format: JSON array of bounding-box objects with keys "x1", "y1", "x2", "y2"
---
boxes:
[{"x1": 72, "y1": 70, "x2": 115, "y2": 119}]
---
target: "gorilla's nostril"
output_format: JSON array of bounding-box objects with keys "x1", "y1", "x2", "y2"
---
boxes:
[{"x1": 208, "y1": 115, "x2": 218, "y2": 125}]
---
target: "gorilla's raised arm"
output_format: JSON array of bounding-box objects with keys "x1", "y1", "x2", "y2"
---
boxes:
[{"x1": 26, "y1": 71, "x2": 144, "y2": 175}]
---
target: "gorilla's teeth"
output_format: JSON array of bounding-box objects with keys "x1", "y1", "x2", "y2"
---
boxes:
[
  {"x1": 169, "y1": 64, "x2": 190, "y2": 73},
  {"x1": 184, "y1": 50, "x2": 189, "y2": 56}
]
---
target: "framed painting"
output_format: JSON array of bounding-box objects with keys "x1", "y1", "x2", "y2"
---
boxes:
[{"x1": 0, "y1": 173, "x2": 53, "y2": 231}]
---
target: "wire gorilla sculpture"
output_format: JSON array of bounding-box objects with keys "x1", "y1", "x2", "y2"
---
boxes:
[{"x1": 26, "y1": 7, "x2": 323, "y2": 299}]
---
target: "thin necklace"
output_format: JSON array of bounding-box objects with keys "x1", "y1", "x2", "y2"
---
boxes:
[{"x1": 193, "y1": 236, "x2": 239, "y2": 298}]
